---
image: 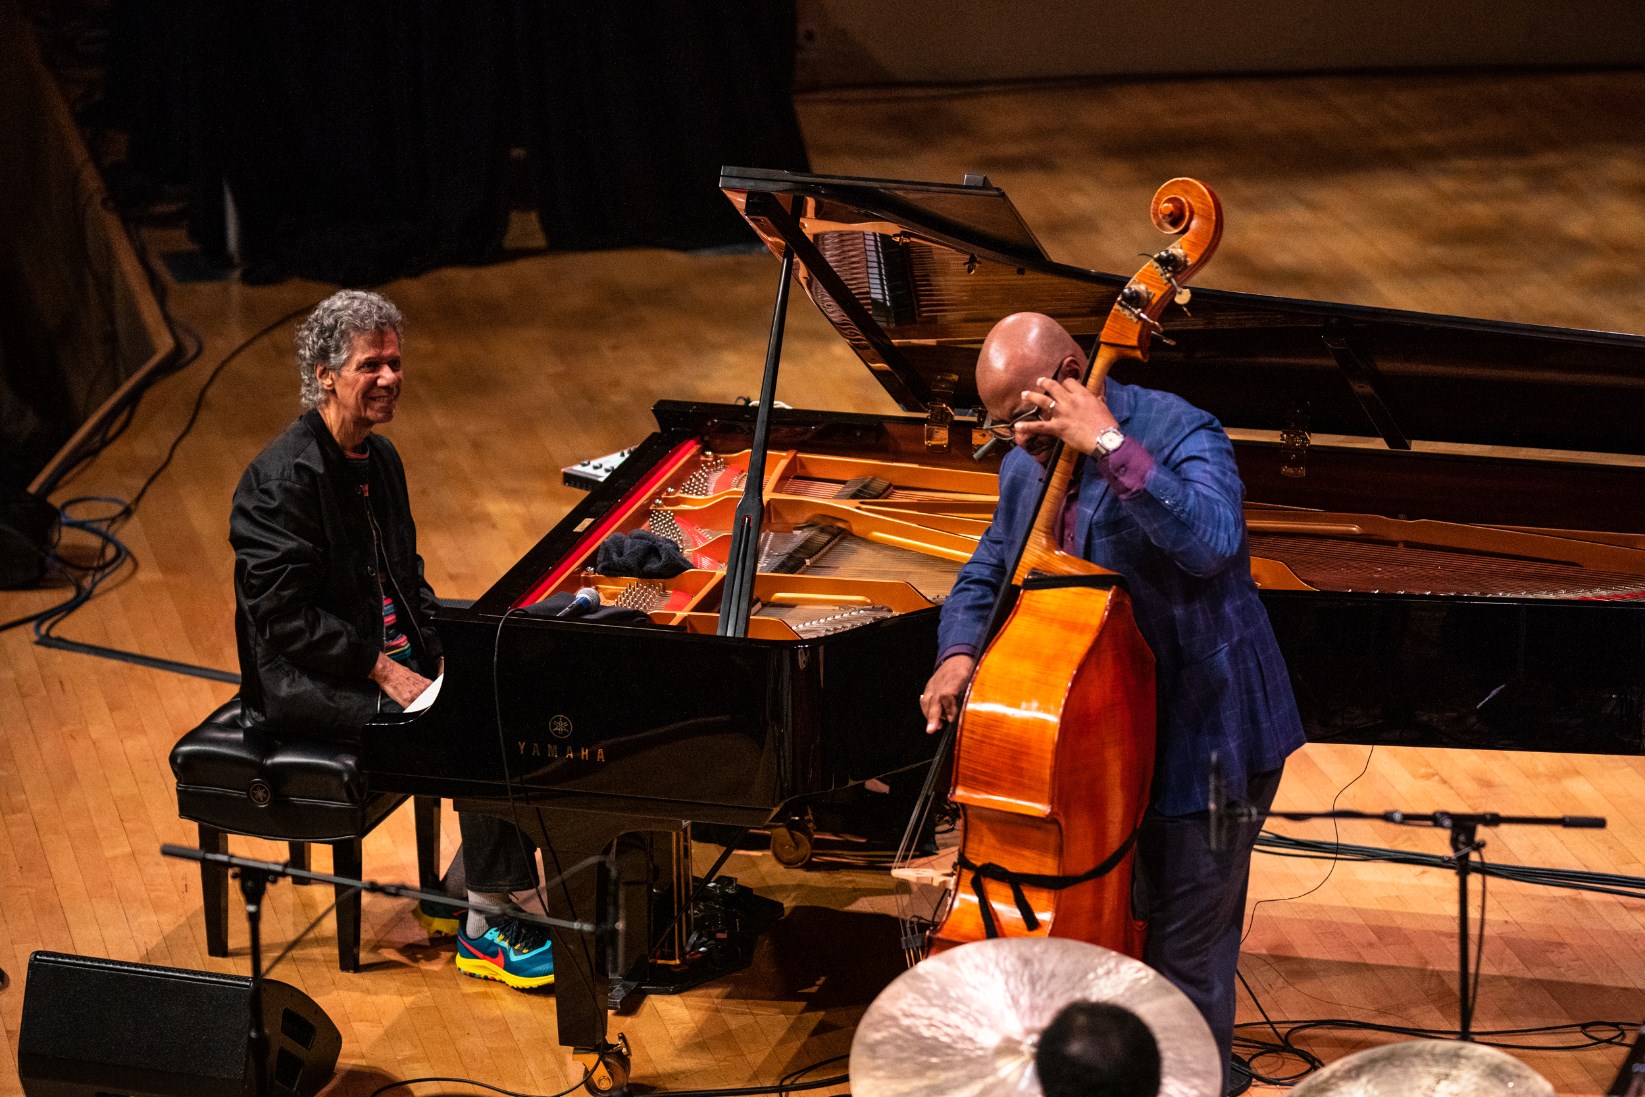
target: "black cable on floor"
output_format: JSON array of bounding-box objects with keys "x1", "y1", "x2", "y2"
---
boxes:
[
  {"x1": 25, "y1": 497, "x2": 240, "y2": 682},
  {"x1": 1255, "y1": 830, "x2": 1645, "y2": 901},
  {"x1": 611, "y1": 1071, "x2": 848, "y2": 1097},
  {"x1": 369, "y1": 1073, "x2": 587, "y2": 1097},
  {"x1": 1241, "y1": 745, "x2": 1375, "y2": 946},
  {"x1": 368, "y1": 1062, "x2": 850, "y2": 1097},
  {"x1": 1233, "y1": 968, "x2": 1324, "y2": 1086},
  {"x1": 780, "y1": 1054, "x2": 849, "y2": 1096},
  {"x1": 25, "y1": 293, "x2": 329, "y2": 682}
]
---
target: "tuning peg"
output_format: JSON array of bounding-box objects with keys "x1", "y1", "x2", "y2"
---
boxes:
[
  {"x1": 1118, "y1": 283, "x2": 1152, "y2": 312},
  {"x1": 1152, "y1": 245, "x2": 1188, "y2": 275},
  {"x1": 1124, "y1": 308, "x2": 1177, "y2": 345}
]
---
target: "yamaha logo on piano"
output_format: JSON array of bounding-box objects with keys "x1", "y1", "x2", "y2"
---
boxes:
[
  {"x1": 517, "y1": 737, "x2": 608, "y2": 763},
  {"x1": 518, "y1": 715, "x2": 607, "y2": 763}
]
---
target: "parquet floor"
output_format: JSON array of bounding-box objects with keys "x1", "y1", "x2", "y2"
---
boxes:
[{"x1": 4, "y1": 68, "x2": 1645, "y2": 1096}]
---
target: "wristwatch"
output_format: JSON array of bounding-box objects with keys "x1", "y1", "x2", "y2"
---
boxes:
[{"x1": 1094, "y1": 427, "x2": 1126, "y2": 456}]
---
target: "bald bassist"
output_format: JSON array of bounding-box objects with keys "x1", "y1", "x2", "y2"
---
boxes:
[{"x1": 919, "y1": 180, "x2": 1304, "y2": 1093}]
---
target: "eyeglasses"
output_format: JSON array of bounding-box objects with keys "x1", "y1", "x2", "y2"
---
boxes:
[{"x1": 977, "y1": 404, "x2": 1044, "y2": 441}]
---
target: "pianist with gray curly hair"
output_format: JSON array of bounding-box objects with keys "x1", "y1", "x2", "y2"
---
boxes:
[{"x1": 230, "y1": 289, "x2": 556, "y2": 991}]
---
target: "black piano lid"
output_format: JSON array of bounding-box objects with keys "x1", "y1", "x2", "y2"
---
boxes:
[{"x1": 720, "y1": 166, "x2": 1645, "y2": 459}]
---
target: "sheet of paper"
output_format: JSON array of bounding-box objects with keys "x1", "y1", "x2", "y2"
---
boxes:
[{"x1": 405, "y1": 672, "x2": 443, "y2": 713}]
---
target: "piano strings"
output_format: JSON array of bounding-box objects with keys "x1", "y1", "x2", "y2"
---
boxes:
[
  {"x1": 573, "y1": 439, "x2": 1645, "y2": 637},
  {"x1": 1250, "y1": 532, "x2": 1645, "y2": 599},
  {"x1": 600, "y1": 449, "x2": 985, "y2": 637}
]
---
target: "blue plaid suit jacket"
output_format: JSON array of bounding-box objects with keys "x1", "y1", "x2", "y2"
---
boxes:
[{"x1": 936, "y1": 378, "x2": 1305, "y2": 816}]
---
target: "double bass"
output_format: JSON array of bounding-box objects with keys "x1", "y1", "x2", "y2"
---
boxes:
[{"x1": 929, "y1": 178, "x2": 1224, "y2": 956}]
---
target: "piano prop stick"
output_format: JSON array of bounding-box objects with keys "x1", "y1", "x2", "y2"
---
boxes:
[
  {"x1": 717, "y1": 245, "x2": 794, "y2": 638},
  {"x1": 929, "y1": 179, "x2": 1223, "y2": 958}
]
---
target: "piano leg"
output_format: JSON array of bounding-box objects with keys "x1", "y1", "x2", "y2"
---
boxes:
[{"x1": 454, "y1": 798, "x2": 681, "y2": 1076}]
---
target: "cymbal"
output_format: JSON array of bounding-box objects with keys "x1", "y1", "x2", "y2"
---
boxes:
[
  {"x1": 1291, "y1": 1039, "x2": 1555, "y2": 1097},
  {"x1": 850, "y1": 937, "x2": 1221, "y2": 1097}
]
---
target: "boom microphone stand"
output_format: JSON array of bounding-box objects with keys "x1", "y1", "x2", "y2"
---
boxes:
[
  {"x1": 160, "y1": 844, "x2": 608, "y2": 1097},
  {"x1": 1211, "y1": 764, "x2": 1605, "y2": 1042},
  {"x1": 240, "y1": 862, "x2": 270, "y2": 1097}
]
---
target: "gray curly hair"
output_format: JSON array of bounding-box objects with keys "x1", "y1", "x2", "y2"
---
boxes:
[{"x1": 294, "y1": 290, "x2": 405, "y2": 409}]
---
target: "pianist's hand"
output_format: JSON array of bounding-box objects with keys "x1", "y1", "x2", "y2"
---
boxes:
[
  {"x1": 370, "y1": 651, "x2": 434, "y2": 709},
  {"x1": 921, "y1": 654, "x2": 977, "y2": 734}
]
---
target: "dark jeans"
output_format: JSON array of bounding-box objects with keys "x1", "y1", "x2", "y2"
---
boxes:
[
  {"x1": 1137, "y1": 765, "x2": 1284, "y2": 1091},
  {"x1": 381, "y1": 678, "x2": 538, "y2": 895},
  {"x1": 459, "y1": 810, "x2": 540, "y2": 893},
  {"x1": 430, "y1": 601, "x2": 540, "y2": 894}
]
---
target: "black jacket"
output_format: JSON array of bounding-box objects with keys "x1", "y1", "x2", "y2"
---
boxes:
[{"x1": 230, "y1": 409, "x2": 442, "y2": 738}]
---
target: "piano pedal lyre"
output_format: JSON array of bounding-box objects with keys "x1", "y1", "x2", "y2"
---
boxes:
[{"x1": 650, "y1": 824, "x2": 694, "y2": 968}]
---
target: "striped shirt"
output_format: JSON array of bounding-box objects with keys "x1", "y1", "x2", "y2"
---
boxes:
[
  {"x1": 381, "y1": 592, "x2": 414, "y2": 665},
  {"x1": 346, "y1": 450, "x2": 415, "y2": 667}
]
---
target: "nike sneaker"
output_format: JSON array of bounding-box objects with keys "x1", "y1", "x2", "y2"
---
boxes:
[
  {"x1": 455, "y1": 917, "x2": 555, "y2": 990},
  {"x1": 413, "y1": 898, "x2": 462, "y2": 938}
]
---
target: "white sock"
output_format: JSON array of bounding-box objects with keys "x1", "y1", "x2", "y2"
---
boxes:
[{"x1": 466, "y1": 890, "x2": 513, "y2": 937}]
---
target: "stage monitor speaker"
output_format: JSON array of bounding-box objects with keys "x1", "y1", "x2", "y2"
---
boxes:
[
  {"x1": 1609, "y1": 1022, "x2": 1645, "y2": 1096},
  {"x1": 0, "y1": 486, "x2": 58, "y2": 589},
  {"x1": 18, "y1": 951, "x2": 341, "y2": 1097}
]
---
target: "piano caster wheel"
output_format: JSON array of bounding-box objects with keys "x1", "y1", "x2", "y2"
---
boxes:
[
  {"x1": 769, "y1": 821, "x2": 814, "y2": 868},
  {"x1": 576, "y1": 1036, "x2": 631, "y2": 1096}
]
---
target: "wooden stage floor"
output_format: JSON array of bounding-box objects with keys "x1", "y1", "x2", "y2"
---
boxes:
[{"x1": 4, "y1": 68, "x2": 1645, "y2": 1095}]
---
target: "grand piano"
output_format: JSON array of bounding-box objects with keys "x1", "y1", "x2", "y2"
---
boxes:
[{"x1": 362, "y1": 167, "x2": 1645, "y2": 1092}]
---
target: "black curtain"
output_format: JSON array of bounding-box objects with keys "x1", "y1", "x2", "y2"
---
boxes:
[
  {"x1": 518, "y1": 4, "x2": 810, "y2": 252},
  {"x1": 107, "y1": 2, "x2": 808, "y2": 284},
  {"x1": 192, "y1": 0, "x2": 512, "y2": 284}
]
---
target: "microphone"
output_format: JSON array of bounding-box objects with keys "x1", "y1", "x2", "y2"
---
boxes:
[
  {"x1": 1208, "y1": 752, "x2": 1230, "y2": 854},
  {"x1": 555, "y1": 587, "x2": 601, "y2": 618}
]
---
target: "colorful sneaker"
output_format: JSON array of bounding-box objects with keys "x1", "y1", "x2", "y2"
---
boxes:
[
  {"x1": 455, "y1": 917, "x2": 555, "y2": 990},
  {"x1": 413, "y1": 898, "x2": 462, "y2": 938}
]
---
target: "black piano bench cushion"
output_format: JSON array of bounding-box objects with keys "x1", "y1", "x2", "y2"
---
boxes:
[{"x1": 170, "y1": 697, "x2": 403, "y2": 844}]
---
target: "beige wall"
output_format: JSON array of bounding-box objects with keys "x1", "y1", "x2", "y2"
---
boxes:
[{"x1": 794, "y1": 1, "x2": 1645, "y2": 88}]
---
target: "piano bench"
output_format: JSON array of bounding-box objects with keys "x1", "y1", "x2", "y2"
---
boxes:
[{"x1": 168, "y1": 697, "x2": 441, "y2": 972}]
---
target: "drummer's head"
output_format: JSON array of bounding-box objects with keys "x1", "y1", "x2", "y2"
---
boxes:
[
  {"x1": 1034, "y1": 1000, "x2": 1161, "y2": 1097},
  {"x1": 976, "y1": 312, "x2": 1085, "y2": 421}
]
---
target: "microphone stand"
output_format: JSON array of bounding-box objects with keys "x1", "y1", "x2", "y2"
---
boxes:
[
  {"x1": 1217, "y1": 803, "x2": 1605, "y2": 1043},
  {"x1": 240, "y1": 864, "x2": 270, "y2": 1097},
  {"x1": 160, "y1": 843, "x2": 610, "y2": 1097}
]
